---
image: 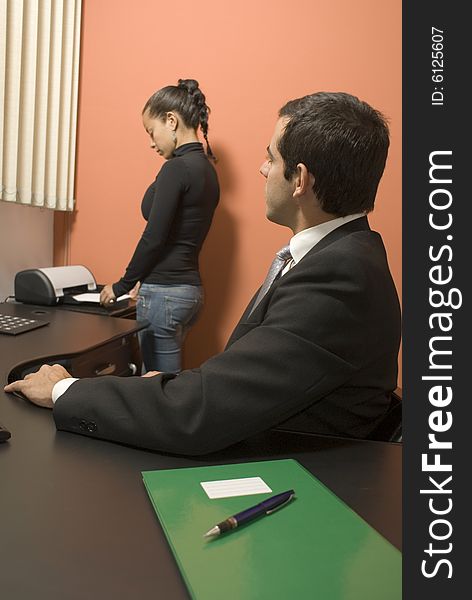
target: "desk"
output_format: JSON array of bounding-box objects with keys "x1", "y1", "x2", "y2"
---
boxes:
[
  {"x1": 0, "y1": 302, "x2": 143, "y2": 380},
  {"x1": 0, "y1": 306, "x2": 402, "y2": 599}
]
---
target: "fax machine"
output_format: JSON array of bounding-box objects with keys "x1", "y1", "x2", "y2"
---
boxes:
[{"x1": 14, "y1": 266, "x2": 97, "y2": 306}]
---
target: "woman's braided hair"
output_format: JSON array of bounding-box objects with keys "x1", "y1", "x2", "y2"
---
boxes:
[{"x1": 143, "y1": 78, "x2": 216, "y2": 161}]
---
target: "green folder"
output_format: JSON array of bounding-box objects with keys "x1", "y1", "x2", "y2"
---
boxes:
[{"x1": 142, "y1": 459, "x2": 401, "y2": 600}]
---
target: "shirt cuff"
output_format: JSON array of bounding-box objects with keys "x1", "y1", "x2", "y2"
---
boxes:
[{"x1": 52, "y1": 378, "x2": 78, "y2": 403}]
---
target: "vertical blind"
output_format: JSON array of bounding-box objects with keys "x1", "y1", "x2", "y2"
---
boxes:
[{"x1": 0, "y1": 0, "x2": 81, "y2": 211}]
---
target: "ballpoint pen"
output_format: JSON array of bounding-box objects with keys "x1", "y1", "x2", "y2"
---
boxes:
[{"x1": 203, "y1": 489, "x2": 296, "y2": 539}]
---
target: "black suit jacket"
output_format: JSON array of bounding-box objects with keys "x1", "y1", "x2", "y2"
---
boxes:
[{"x1": 54, "y1": 217, "x2": 401, "y2": 455}]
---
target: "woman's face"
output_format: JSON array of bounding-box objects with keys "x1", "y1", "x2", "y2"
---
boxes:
[{"x1": 142, "y1": 110, "x2": 175, "y2": 159}]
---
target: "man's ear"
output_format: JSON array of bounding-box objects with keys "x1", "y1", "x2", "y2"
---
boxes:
[{"x1": 292, "y1": 163, "x2": 315, "y2": 198}]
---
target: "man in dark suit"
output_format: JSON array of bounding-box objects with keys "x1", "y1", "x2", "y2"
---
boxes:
[{"x1": 5, "y1": 92, "x2": 401, "y2": 455}]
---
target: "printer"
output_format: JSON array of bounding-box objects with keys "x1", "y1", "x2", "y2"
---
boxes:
[{"x1": 14, "y1": 266, "x2": 97, "y2": 306}]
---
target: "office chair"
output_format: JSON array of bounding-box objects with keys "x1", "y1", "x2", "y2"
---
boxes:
[{"x1": 366, "y1": 388, "x2": 402, "y2": 442}]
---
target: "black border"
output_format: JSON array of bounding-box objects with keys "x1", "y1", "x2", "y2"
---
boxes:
[{"x1": 403, "y1": 2, "x2": 468, "y2": 596}]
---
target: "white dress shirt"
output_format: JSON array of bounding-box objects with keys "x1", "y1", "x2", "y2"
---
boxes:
[
  {"x1": 286, "y1": 213, "x2": 365, "y2": 270},
  {"x1": 52, "y1": 213, "x2": 365, "y2": 403}
]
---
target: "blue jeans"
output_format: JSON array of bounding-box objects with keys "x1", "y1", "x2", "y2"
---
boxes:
[{"x1": 136, "y1": 283, "x2": 203, "y2": 374}]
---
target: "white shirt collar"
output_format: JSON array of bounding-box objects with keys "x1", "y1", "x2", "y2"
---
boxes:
[{"x1": 289, "y1": 214, "x2": 365, "y2": 265}]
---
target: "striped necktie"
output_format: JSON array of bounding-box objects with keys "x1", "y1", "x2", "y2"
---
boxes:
[{"x1": 248, "y1": 245, "x2": 292, "y2": 316}]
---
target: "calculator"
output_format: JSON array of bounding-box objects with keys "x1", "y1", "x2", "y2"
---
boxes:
[{"x1": 0, "y1": 313, "x2": 49, "y2": 335}]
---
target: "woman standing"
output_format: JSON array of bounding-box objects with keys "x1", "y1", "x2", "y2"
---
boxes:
[{"x1": 100, "y1": 79, "x2": 219, "y2": 373}]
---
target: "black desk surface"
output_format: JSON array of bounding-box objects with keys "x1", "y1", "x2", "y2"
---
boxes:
[
  {"x1": 0, "y1": 302, "x2": 142, "y2": 374},
  {"x1": 0, "y1": 304, "x2": 402, "y2": 599}
]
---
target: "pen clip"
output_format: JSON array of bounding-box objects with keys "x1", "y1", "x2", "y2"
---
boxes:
[{"x1": 265, "y1": 492, "x2": 295, "y2": 515}]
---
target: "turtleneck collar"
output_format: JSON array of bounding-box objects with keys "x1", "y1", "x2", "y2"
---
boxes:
[{"x1": 173, "y1": 142, "x2": 204, "y2": 157}]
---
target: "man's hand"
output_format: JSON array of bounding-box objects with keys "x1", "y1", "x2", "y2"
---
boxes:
[
  {"x1": 100, "y1": 284, "x2": 116, "y2": 306},
  {"x1": 142, "y1": 371, "x2": 161, "y2": 377},
  {"x1": 4, "y1": 364, "x2": 72, "y2": 408}
]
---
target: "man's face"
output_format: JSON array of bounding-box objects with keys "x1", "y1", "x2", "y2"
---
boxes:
[{"x1": 260, "y1": 117, "x2": 295, "y2": 227}]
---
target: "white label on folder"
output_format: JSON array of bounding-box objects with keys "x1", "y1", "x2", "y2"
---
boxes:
[{"x1": 200, "y1": 477, "x2": 272, "y2": 499}]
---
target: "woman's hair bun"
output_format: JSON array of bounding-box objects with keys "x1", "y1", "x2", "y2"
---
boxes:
[{"x1": 178, "y1": 79, "x2": 200, "y2": 94}]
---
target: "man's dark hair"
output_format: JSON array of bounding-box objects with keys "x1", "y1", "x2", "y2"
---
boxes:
[
  {"x1": 278, "y1": 92, "x2": 389, "y2": 216},
  {"x1": 143, "y1": 78, "x2": 216, "y2": 160}
]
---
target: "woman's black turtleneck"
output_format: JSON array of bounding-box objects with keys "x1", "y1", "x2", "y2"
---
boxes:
[{"x1": 113, "y1": 143, "x2": 219, "y2": 297}]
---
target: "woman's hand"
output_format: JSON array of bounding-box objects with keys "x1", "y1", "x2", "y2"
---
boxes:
[
  {"x1": 100, "y1": 284, "x2": 116, "y2": 306},
  {"x1": 128, "y1": 281, "x2": 141, "y2": 300}
]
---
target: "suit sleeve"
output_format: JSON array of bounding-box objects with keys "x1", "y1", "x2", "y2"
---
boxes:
[
  {"x1": 53, "y1": 249, "x2": 378, "y2": 455},
  {"x1": 112, "y1": 160, "x2": 187, "y2": 297}
]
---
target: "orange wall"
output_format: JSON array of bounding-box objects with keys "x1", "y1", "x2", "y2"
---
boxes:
[{"x1": 56, "y1": 0, "x2": 402, "y2": 379}]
